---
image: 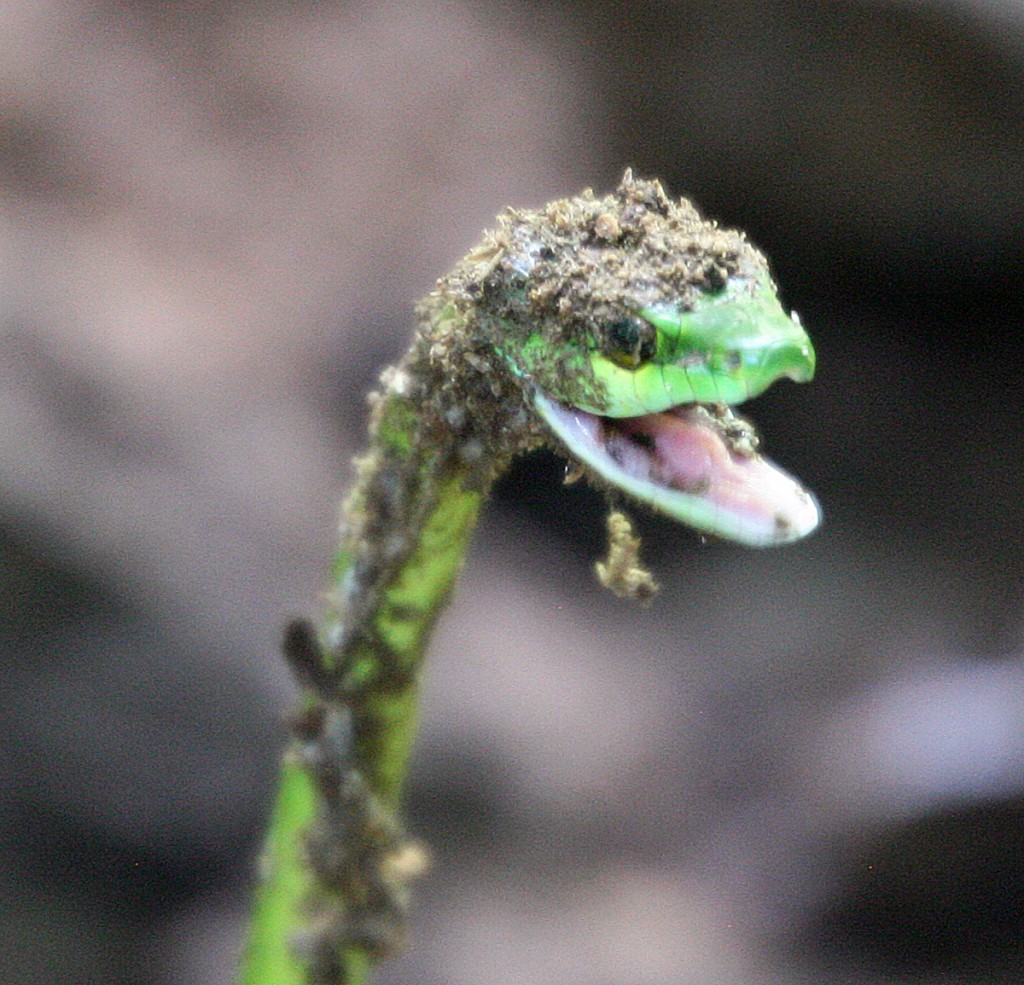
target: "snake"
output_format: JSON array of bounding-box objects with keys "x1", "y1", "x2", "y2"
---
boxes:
[{"x1": 240, "y1": 172, "x2": 819, "y2": 985}]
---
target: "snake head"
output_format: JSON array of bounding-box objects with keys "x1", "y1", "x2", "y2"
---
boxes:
[
  {"x1": 533, "y1": 270, "x2": 819, "y2": 547},
  {"x1": 586, "y1": 273, "x2": 814, "y2": 416},
  {"x1": 441, "y1": 171, "x2": 820, "y2": 547}
]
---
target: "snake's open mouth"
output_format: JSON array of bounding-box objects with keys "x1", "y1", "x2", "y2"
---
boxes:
[{"x1": 535, "y1": 393, "x2": 819, "y2": 547}]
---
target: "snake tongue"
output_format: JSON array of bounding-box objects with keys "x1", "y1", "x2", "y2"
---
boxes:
[{"x1": 535, "y1": 393, "x2": 819, "y2": 547}]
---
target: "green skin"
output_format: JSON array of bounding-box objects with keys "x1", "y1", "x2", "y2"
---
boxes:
[
  {"x1": 239, "y1": 174, "x2": 818, "y2": 985},
  {"x1": 512, "y1": 273, "x2": 814, "y2": 417}
]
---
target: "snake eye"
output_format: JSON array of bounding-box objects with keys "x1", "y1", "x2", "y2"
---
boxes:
[
  {"x1": 722, "y1": 350, "x2": 742, "y2": 373},
  {"x1": 602, "y1": 315, "x2": 656, "y2": 370}
]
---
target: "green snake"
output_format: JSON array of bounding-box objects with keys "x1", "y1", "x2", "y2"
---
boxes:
[{"x1": 240, "y1": 172, "x2": 818, "y2": 985}]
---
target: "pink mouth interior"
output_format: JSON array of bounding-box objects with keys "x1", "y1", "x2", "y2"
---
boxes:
[
  {"x1": 598, "y1": 404, "x2": 817, "y2": 542},
  {"x1": 534, "y1": 390, "x2": 819, "y2": 545}
]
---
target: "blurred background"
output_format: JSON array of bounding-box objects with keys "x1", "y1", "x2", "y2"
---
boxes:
[{"x1": 2, "y1": 1, "x2": 1024, "y2": 982}]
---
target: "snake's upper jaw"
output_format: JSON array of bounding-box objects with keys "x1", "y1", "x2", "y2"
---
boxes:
[{"x1": 534, "y1": 392, "x2": 820, "y2": 548}]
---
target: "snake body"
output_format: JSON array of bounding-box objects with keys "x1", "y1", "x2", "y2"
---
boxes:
[{"x1": 241, "y1": 173, "x2": 818, "y2": 985}]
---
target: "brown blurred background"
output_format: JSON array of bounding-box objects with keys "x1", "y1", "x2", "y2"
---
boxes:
[{"x1": 3, "y1": 1, "x2": 1024, "y2": 983}]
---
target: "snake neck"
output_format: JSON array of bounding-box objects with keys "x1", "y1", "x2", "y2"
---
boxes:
[{"x1": 304, "y1": 301, "x2": 537, "y2": 800}]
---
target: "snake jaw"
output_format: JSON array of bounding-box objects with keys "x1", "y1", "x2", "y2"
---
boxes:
[
  {"x1": 529, "y1": 277, "x2": 819, "y2": 547},
  {"x1": 534, "y1": 391, "x2": 820, "y2": 548}
]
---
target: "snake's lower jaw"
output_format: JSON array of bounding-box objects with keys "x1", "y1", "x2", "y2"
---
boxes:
[{"x1": 535, "y1": 392, "x2": 819, "y2": 548}]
